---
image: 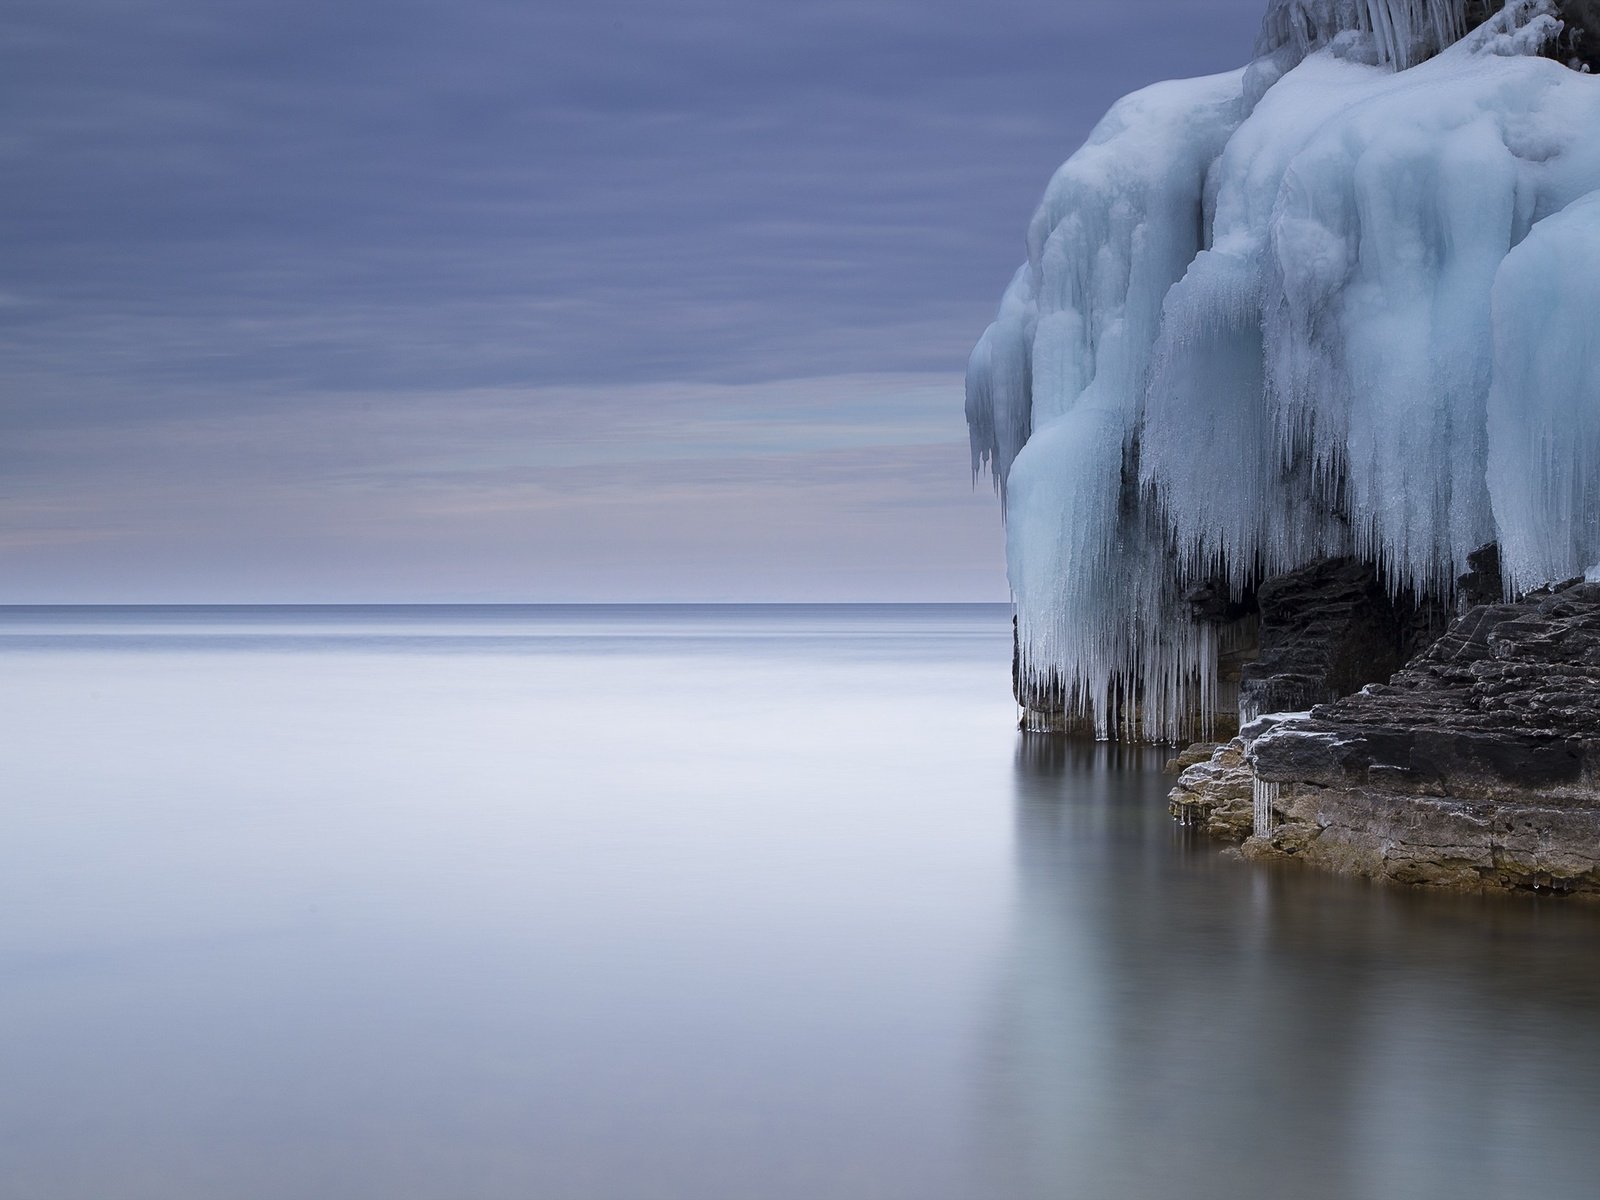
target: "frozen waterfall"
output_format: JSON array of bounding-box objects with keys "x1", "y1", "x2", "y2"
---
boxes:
[{"x1": 967, "y1": 0, "x2": 1600, "y2": 741}]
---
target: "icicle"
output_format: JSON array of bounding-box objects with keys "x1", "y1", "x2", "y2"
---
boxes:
[
  {"x1": 1253, "y1": 778, "x2": 1281, "y2": 835},
  {"x1": 1257, "y1": 0, "x2": 1479, "y2": 71}
]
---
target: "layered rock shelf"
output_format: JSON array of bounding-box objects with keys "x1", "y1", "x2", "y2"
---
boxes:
[
  {"x1": 1174, "y1": 579, "x2": 1600, "y2": 895},
  {"x1": 1168, "y1": 738, "x2": 1255, "y2": 842}
]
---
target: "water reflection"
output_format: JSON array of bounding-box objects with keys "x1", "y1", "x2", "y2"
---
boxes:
[
  {"x1": 3, "y1": 607, "x2": 1596, "y2": 1198},
  {"x1": 987, "y1": 734, "x2": 1600, "y2": 1199}
]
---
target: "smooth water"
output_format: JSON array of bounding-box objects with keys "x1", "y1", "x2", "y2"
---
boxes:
[{"x1": 2, "y1": 604, "x2": 1598, "y2": 1199}]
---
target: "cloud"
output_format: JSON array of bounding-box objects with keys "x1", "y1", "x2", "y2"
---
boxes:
[
  {"x1": 2, "y1": 0, "x2": 1267, "y2": 390},
  {"x1": 1, "y1": 0, "x2": 1266, "y2": 598}
]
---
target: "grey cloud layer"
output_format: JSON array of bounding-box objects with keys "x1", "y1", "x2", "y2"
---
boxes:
[
  {"x1": 4, "y1": 0, "x2": 1264, "y2": 399},
  {"x1": 2, "y1": 0, "x2": 1264, "y2": 598}
]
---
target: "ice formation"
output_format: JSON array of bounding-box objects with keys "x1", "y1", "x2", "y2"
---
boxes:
[{"x1": 968, "y1": 1, "x2": 1600, "y2": 740}]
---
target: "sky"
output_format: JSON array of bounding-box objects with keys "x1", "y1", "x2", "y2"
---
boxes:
[{"x1": 2, "y1": 0, "x2": 1266, "y2": 602}]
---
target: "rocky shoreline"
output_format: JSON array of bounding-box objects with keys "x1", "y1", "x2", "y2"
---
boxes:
[{"x1": 1170, "y1": 579, "x2": 1600, "y2": 895}]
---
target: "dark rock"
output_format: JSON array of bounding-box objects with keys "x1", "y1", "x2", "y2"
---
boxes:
[
  {"x1": 1184, "y1": 578, "x2": 1255, "y2": 625},
  {"x1": 1245, "y1": 580, "x2": 1600, "y2": 894},
  {"x1": 1239, "y1": 557, "x2": 1446, "y2": 721},
  {"x1": 1556, "y1": 1, "x2": 1600, "y2": 72},
  {"x1": 1456, "y1": 541, "x2": 1502, "y2": 611}
]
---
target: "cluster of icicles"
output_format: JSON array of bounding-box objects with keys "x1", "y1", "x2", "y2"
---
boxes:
[
  {"x1": 967, "y1": 0, "x2": 1600, "y2": 741},
  {"x1": 1259, "y1": 0, "x2": 1476, "y2": 70}
]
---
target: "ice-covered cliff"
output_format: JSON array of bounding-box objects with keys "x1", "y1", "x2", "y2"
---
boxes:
[{"x1": 968, "y1": 0, "x2": 1600, "y2": 741}]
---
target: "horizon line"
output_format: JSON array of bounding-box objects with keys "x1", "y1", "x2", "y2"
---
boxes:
[{"x1": 0, "y1": 599, "x2": 1014, "y2": 609}]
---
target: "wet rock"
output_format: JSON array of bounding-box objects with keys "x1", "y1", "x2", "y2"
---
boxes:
[
  {"x1": 1170, "y1": 714, "x2": 1307, "y2": 841},
  {"x1": 1163, "y1": 741, "x2": 1221, "y2": 775},
  {"x1": 1168, "y1": 739, "x2": 1254, "y2": 842},
  {"x1": 1246, "y1": 580, "x2": 1600, "y2": 895}
]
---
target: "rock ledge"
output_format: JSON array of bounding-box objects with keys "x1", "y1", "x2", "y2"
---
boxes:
[{"x1": 1239, "y1": 581, "x2": 1600, "y2": 894}]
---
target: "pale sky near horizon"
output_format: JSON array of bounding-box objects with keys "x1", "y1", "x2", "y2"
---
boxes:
[{"x1": 2, "y1": 0, "x2": 1265, "y2": 602}]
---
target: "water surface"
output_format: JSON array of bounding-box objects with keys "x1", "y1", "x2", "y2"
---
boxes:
[{"x1": 2, "y1": 605, "x2": 1597, "y2": 1199}]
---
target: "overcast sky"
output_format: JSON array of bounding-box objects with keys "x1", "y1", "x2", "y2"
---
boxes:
[{"x1": 2, "y1": 0, "x2": 1265, "y2": 602}]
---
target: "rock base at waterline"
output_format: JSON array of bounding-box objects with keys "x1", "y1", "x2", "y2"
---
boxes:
[
  {"x1": 1237, "y1": 784, "x2": 1600, "y2": 893},
  {"x1": 1243, "y1": 580, "x2": 1600, "y2": 895},
  {"x1": 1168, "y1": 739, "x2": 1254, "y2": 842}
]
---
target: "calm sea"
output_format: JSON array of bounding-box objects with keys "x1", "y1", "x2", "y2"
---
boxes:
[{"x1": 2, "y1": 604, "x2": 1598, "y2": 1199}]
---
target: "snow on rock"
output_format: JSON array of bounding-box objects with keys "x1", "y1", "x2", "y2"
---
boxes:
[{"x1": 969, "y1": 1, "x2": 1600, "y2": 741}]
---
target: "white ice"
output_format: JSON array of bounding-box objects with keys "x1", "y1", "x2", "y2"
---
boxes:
[{"x1": 968, "y1": 1, "x2": 1600, "y2": 740}]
